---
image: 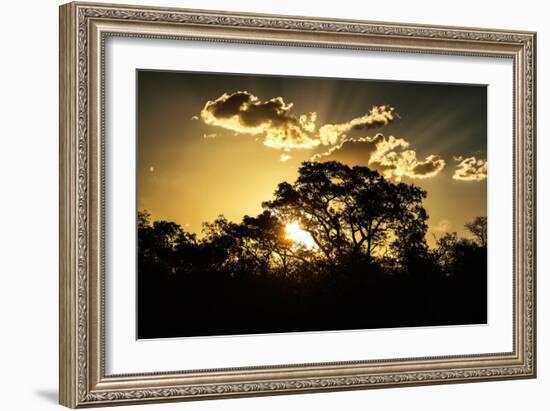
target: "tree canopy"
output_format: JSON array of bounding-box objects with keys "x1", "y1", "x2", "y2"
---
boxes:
[{"x1": 137, "y1": 161, "x2": 487, "y2": 338}]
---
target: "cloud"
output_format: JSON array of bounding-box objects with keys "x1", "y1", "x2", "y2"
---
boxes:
[
  {"x1": 453, "y1": 156, "x2": 487, "y2": 181},
  {"x1": 199, "y1": 92, "x2": 444, "y2": 181},
  {"x1": 318, "y1": 105, "x2": 396, "y2": 145},
  {"x1": 409, "y1": 155, "x2": 447, "y2": 178},
  {"x1": 312, "y1": 133, "x2": 408, "y2": 162},
  {"x1": 199, "y1": 91, "x2": 319, "y2": 149},
  {"x1": 312, "y1": 133, "x2": 445, "y2": 181},
  {"x1": 199, "y1": 92, "x2": 396, "y2": 152}
]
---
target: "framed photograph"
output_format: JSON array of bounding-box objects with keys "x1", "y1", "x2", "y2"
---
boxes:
[{"x1": 59, "y1": 2, "x2": 536, "y2": 408}]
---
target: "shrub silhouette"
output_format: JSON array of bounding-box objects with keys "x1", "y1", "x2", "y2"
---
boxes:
[{"x1": 137, "y1": 161, "x2": 487, "y2": 338}]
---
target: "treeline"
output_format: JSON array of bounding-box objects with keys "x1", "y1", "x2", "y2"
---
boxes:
[{"x1": 138, "y1": 161, "x2": 487, "y2": 338}]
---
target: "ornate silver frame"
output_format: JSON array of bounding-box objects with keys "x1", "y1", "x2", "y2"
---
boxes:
[{"x1": 59, "y1": 2, "x2": 536, "y2": 408}]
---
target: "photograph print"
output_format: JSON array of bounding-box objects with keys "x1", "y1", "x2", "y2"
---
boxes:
[{"x1": 136, "y1": 70, "x2": 488, "y2": 339}]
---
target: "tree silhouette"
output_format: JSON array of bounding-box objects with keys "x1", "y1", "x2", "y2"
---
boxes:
[
  {"x1": 203, "y1": 211, "x2": 297, "y2": 277},
  {"x1": 263, "y1": 161, "x2": 428, "y2": 267},
  {"x1": 138, "y1": 210, "x2": 198, "y2": 275},
  {"x1": 465, "y1": 216, "x2": 487, "y2": 247},
  {"x1": 137, "y1": 161, "x2": 488, "y2": 339}
]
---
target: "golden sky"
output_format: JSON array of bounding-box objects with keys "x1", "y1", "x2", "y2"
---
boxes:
[{"x1": 137, "y1": 70, "x2": 487, "y2": 245}]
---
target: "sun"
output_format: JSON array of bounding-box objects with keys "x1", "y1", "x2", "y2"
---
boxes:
[{"x1": 285, "y1": 221, "x2": 316, "y2": 249}]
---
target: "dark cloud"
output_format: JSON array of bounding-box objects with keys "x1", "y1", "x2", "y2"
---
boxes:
[
  {"x1": 200, "y1": 92, "x2": 396, "y2": 151},
  {"x1": 199, "y1": 91, "x2": 319, "y2": 149},
  {"x1": 313, "y1": 134, "x2": 445, "y2": 181},
  {"x1": 412, "y1": 156, "x2": 446, "y2": 176},
  {"x1": 318, "y1": 106, "x2": 396, "y2": 145}
]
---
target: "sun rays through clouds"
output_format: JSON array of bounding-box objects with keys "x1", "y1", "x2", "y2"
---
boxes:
[
  {"x1": 312, "y1": 134, "x2": 446, "y2": 181},
  {"x1": 199, "y1": 91, "x2": 320, "y2": 149},
  {"x1": 137, "y1": 70, "x2": 488, "y2": 259},
  {"x1": 198, "y1": 90, "x2": 449, "y2": 182},
  {"x1": 137, "y1": 71, "x2": 489, "y2": 338}
]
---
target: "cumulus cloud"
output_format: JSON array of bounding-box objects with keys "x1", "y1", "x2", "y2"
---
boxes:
[
  {"x1": 318, "y1": 105, "x2": 396, "y2": 146},
  {"x1": 199, "y1": 92, "x2": 396, "y2": 152},
  {"x1": 199, "y1": 91, "x2": 319, "y2": 149},
  {"x1": 313, "y1": 133, "x2": 446, "y2": 181},
  {"x1": 199, "y1": 91, "x2": 445, "y2": 181},
  {"x1": 453, "y1": 156, "x2": 487, "y2": 181}
]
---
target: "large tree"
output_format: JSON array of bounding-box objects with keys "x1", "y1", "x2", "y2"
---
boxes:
[{"x1": 263, "y1": 161, "x2": 429, "y2": 268}]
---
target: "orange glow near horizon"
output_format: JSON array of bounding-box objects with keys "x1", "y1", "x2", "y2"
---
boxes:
[{"x1": 137, "y1": 70, "x2": 488, "y2": 247}]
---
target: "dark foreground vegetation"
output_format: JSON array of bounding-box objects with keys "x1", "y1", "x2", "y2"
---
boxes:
[{"x1": 137, "y1": 161, "x2": 487, "y2": 339}]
